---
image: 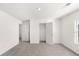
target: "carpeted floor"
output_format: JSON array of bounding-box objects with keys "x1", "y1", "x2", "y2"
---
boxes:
[{"x1": 1, "y1": 42, "x2": 78, "y2": 56}]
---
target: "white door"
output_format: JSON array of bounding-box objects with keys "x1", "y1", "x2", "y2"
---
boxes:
[
  {"x1": 40, "y1": 23, "x2": 46, "y2": 42},
  {"x1": 20, "y1": 20, "x2": 30, "y2": 41},
  {"x1": 46, "y1": 23, "x2": 53, "y2": 44}
]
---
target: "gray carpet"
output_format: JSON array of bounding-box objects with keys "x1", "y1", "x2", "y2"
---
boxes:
[{"x1": 1, "y1": 42, "x2": 77, "y2": 56}]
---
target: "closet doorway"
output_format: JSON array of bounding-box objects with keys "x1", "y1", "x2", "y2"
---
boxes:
[
  {"x1": 40, "y1": 23, "x2": 46, "y2": 43},
  {"x1": 40, "y1": 23, "x2": 53, "y2": 44},
  {"x1": 19, "y1": 20, "x2": 30, "y2": 42}
]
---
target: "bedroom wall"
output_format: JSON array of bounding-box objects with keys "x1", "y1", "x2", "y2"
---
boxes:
[
  {"x1": 0, "y1": 10, "x2": 20, "y2": 55},
  {"x1": 30, "y1": 19, "x2": 40, "y2": 44},
  {"x1": 61, "y1": 10, "x2": 79, "y2": 54},
  {"x1": 40, "y1": 19, "x2": 61, "y2": 44}
]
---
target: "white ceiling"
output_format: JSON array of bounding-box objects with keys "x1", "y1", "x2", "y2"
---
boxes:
[
  {"x1": 0, "y1": 3, "x2": 78, "y2": 21},
  {"x1": 0, "y1": 3, "x2": 66, "y2": 20}
]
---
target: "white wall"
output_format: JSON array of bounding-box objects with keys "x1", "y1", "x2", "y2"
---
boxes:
[
  {"x1": 40, "y1": 19, "x2": 61, "y2": 44},
  {"x1": 61, "y1": 10, "x2": 79, "y2": 54},
  {"x1": 0, "y1": 10, "x2": 20, "y2": 55},
  {"x1": 19, "y1": 17, "x2": 60, "y2": 44},
  {"x1": 52, "y1": 19, "x2": 61, "y2": 43},
  {"x1": 30, "y1": 19, "x2": 40, "y2": 44}
]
